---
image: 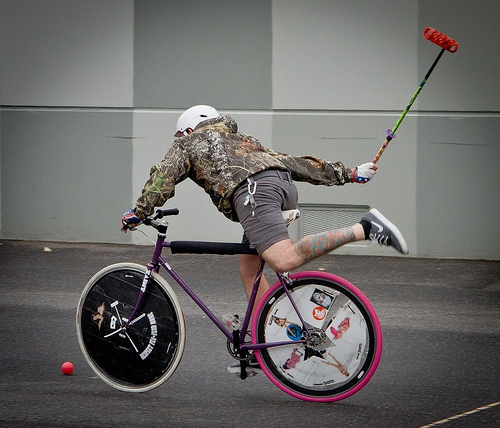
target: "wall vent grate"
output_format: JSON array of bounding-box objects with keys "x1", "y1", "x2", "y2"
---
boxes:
[{"x1": 297, "y1": 203, "x2": 370, "y2": 239}]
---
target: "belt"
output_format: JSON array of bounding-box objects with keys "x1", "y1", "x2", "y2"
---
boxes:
[{"x1": 249, "y1": 169, "x2": 292, "y2": 183}]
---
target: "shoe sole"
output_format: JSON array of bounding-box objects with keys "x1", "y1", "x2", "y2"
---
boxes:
[{"x1": 369, "y1": 208, "x2": 409, "y2": 255}]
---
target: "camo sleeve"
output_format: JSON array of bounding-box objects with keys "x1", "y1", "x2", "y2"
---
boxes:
[
  {"x1": 135, "y1": 140, "x2": 190, "y2": 219},
  {"x1": 265, "y1": 149, "x2": 353, "y2": 185}
]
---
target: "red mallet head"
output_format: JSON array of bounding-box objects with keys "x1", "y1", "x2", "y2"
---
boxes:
[
  {"x1": 61, "y1": 361, "x2": 74, "y2": 375},
  {"x1": 423, "y1": 27, "x2": 459, "y2": 52}
]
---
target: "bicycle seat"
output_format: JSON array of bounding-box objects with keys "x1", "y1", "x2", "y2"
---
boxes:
[{"x1": 282, "y1": 209, "x2": 300, "y2": 226}]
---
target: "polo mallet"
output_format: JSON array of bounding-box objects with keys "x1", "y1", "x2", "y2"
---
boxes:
[{"x1": 372, "y1": 27, "x2": 459, "y2": 164}]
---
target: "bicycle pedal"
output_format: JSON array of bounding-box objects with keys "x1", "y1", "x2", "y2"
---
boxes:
[{"x1": 235, "y1": 370, "x2": 258, "y2": 379}]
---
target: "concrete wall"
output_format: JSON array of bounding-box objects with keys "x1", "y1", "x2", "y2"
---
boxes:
[
  {"x1": 1, "y1": 0, "x2": 498, "y2": 259},
  {"x1": 133, "y1": 0, "x2": 272, "y2": 109},
  {"x1": 415, "y1": 0, "x2": 500, "y2": 259},
  {"x1": 0, "y1": 0, "x2": 134, "y2": 106},
  {"x1": 1, "y1": 109, "x2": 133, "y2": 242}
]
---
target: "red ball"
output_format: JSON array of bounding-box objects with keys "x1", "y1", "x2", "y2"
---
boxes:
[{"x1": 61, "y1": 361, "x2": 74, "y2": 375}]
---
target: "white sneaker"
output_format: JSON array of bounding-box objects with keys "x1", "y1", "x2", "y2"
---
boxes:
[{"x1": 227, "y1": 357, "x2": 261, "y2": 375}]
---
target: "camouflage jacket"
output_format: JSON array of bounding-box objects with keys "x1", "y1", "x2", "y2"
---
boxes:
[{"x1": 135, "y1": 115, "x2": 353, "y2": 222}]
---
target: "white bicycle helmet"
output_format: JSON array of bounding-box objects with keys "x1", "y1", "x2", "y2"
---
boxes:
[{"x1": 175, "y1": 105, "x2": 219, "y2": 136}]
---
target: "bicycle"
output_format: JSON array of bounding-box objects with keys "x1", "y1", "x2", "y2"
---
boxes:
[{"x1": 76, "y1": 208, "x2": 382, "y2": 402}]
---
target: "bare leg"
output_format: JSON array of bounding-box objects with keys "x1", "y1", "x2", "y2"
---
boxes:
[
  {"x1": 239, "y1": 254, "x2": 270, "y2": 309},
  {"x1": 262, "y1": 223, "x2": 365, "y2": 273}
]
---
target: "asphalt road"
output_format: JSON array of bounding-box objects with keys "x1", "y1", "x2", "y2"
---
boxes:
[{"x1": 1, "y1": 240, "x2": 499, "y2": 428}]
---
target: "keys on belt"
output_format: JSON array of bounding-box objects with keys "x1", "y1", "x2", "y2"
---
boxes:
[
  {"x1": 244, "y1": 178, "x2": 257, "y2": 216},
  {"x1": 243, "y1": 170, "x2": 292, "y2": 216}
]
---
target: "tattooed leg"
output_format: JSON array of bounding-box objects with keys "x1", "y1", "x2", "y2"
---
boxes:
[
  {"x1": 261, "y1": 224, "x2": 365, "y2": 273},
  {"x1": 294, "y1": 226, "x2": 359, "y2": 264}
]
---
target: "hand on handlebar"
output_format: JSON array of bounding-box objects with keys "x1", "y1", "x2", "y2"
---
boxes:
[{"x1": 121, "y1": 209, "x2": 142, "y2": 232}]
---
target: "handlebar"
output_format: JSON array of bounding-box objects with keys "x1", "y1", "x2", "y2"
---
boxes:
[
  {"x1": 143, "y1": 208, "x2": 179, "y2": 233},
  {"x1": 153, "y1": 208, "x2": 180, "y2": 219}
]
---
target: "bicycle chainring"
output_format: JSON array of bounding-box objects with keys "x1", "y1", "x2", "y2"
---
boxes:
[{"x1": 226, "y1": 333, "x2": 254, "y2": 361}]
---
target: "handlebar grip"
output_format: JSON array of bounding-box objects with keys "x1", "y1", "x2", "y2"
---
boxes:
[
  {"x1": 423, "y1": 27, "x2": 458, "y2": 53},
  {"x1": 155, "y1": 208, "x2": 180, "y2": 219}
]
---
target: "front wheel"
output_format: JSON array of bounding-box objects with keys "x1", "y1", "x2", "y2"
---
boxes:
[
  {"x1": 252, "y1": 271, "x2": 382, "y2": 402},
  {"x1": 76, "y1": 263, "x2": 186, "y2": 392}
]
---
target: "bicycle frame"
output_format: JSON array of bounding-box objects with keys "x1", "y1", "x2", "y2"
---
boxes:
[
  {"x1": 124, "y1": 229, "x2": 311, "y2": 354},
  {"x1": 79, "y1": 210, "x2": 382, "y2": 400}
]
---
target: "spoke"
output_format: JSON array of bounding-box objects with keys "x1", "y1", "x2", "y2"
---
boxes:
[
  {"x1": 128, "y1": 312, "x2": 146, "y2": 326},
  {"x1": 104, "y1": 328, "x2": 123, "y2": 338},
  {"x1": 125, "y1": 332, "x2": 139, "y2": 353},
  {"x1": 111, "y1": 301, "x2": 124, "y2": 327}
]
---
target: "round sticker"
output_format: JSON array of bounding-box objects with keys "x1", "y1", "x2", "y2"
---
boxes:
[{"x1": 312, "y1": 306, "x2": 327, "y2": 321}]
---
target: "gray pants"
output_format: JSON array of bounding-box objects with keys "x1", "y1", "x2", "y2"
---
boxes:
[{"x1": 232, "y1": 170, "x2": 298, "y2": 254}]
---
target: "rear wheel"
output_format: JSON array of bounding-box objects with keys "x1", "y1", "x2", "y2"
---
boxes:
[
  {"x1": 252, "y1": 271, "x2": 382, "y2": 402},
  {"x1": 76, "y1": 263, "x2": 186, "y2": 392}
]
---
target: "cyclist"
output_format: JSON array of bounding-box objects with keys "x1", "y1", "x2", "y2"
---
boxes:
[{"x1": 121, "y1": 105, "x2": 408, "y2": 370}]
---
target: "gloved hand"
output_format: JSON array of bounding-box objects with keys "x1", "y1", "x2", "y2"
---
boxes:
[
  {"x1": 353, "y1": 162, "x2": 378, "y2": 183},
  {"x1": 121, "y1": 209, "x2": 142, "y2": 232}
]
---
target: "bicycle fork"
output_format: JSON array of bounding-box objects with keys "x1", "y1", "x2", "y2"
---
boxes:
[{"x1": 123, "y1": 232, "x2": 165, "y2": 330}]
